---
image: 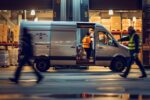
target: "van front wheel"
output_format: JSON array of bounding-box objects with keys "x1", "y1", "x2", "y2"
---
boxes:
[
  {"x1": 35, "y1": 59, "x2": 50, "y2": 72},
  {"x1": 110, "y1": 57, "x2": 126, "y2": 72}
]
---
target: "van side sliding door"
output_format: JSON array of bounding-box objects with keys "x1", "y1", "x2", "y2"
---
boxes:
[{"x1": 50, "y1": 28, "x2": 76, "y2": 65}]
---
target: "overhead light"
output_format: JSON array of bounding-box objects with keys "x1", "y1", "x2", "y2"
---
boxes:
[
  {"x1": 109, "y1": 9, "x2": 113, "y2": 15},
  {"x1": 132, "y1": 16, "x2": 136, "y2": 22},
  {"x1": 30, "y1": 10, "x2": 35, "y2": 16}
]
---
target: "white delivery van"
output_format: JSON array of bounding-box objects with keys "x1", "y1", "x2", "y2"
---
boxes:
[{"x1": 20, "y1": 21, "x2": 130, "y2": 72}]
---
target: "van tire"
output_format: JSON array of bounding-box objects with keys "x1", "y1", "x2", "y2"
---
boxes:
[
  {"x1": 35, "y1": 58, "x2": 50, "y2": 72},
  {"x1": 110, "y1": 57, "x2": 126, "y2": 72}
]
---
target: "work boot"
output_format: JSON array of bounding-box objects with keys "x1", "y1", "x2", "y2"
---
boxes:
[
  {"x1": 36, "y1": 76, "x2": 44, "y2": 84},
  {"x1": 139, "y1": 75, "x2": 147, "y2": 78},
  {"x1": 9, "y1": 78, "x2": 19, "y2": 84},
  {"x1": 119, "y1": 74, "x2": 127, "y2": 78}
]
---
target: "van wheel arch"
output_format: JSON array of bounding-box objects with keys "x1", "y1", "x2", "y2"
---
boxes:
[
  {"x1": 110, "y1": 56, "x2": 126, "y2": 72},
  {"x1": 35, "y1": 56, "x2": 50, "y2": 72}
]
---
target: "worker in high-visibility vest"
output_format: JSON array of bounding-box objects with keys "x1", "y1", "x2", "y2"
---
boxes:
[
  {"x1": 82, "y1": 32, "x2": 92, "y2": 60},
  {"x1": 118, "y1": 26, "x2": 147, "y2": 78}
]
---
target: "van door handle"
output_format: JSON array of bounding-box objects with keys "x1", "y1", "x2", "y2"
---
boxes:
[{"x1": 71, "y1": 46, "x2": 75, "y2": 48}]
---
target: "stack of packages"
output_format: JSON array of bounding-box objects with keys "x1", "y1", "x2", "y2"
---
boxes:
[
  {"x1": 101, "y1": 19, "x2": 111, "y2": 31},
  {"x1": 122, "y1": 19, "x2": 131, "y2": 31},
  {"x1": 8, "y1": 47, "x2": 18, "y2": 66},
  {"x1": 135, "y1": 19, "x2": 142, "y2": 33},
  {"x1": 89, "y1": 16, "x2": 101, "y2": 24},
  {"x1": 0, "y1": 50, "x2": 9, "y2": 67},
  {"x1": 0, "y1": 24, "x2": 8, "y2": 43},
  {"x1": 8, "y1": 25, "x2": 19, "y2": 66},
  {"x1": 0, "y1": 24, "x2": 9, "y2": 67},
  {"x1": 0, "y1": 24, "x2": 3, "y2": 43},
  {"x1": 0, "y1": 24, "x2": 19, "y2": 66},
  {"x1": 110, "y1": 16, "x2": 121, "y2": 31}
]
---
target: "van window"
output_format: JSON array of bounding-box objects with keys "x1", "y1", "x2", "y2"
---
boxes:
[{"x1": 96, "y1": 31, "x2": 114, "y2": 46}]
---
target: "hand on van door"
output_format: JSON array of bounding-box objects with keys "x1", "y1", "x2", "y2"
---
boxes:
[{"x1": 71, "y1": 45, "x2": 75, "y2": 48}]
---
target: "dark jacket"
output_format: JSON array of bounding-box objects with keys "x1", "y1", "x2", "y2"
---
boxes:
[{"x1": 19, "y1": 33, "x2": 33, "y2": 58}]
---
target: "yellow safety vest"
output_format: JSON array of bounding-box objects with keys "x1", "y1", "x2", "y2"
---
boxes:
[{"x1": 128, "y1": 34, "x2": 142, "y2": 50}]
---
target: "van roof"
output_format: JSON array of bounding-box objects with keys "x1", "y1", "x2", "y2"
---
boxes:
[
  {"x1": 20, "y1": 21, "x2": 109, "y2": 32},
  {"x1": 20, "y1": 20, "x2": 104, "y2": 27}
]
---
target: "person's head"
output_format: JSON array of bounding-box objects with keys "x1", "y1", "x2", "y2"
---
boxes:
[
  {"x1": 128, "y1": 26, "x2": 136, "y2": 35},
  {"x1": 89, "y1": 28, "x2": 94, "y2": 33},
  {"x1": 23, "y1": 28, "x2": 28, "y2": 34}
]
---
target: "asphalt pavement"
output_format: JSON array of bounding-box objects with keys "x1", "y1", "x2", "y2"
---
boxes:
[{"x1": 0, "y1": 66, "x2": 150, "y2": 100}]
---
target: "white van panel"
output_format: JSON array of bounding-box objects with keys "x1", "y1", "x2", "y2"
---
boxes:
[
  {"x1": 96, "y1": 45, "x2": 122, "y2": 57},
  {"x1": 33, "y1": 44, "x2": 50, "y2": 56},
  {"x1": 28, "y1": 29, "x2": 51, "y2": 57},
  {"x1": 50, "y1": 29, "x2": 76, "y2": 65},
  {"x1": 51, "y1": 30, "x2": 76, "y2": 56}
]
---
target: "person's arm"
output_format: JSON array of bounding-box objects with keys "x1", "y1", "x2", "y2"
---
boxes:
[
  {"x1": 134, "y1": 34, "x2": 140, "y2": 53},
  {"x1": 118, "y1": 36, "x2": 130, "y2": 42}
]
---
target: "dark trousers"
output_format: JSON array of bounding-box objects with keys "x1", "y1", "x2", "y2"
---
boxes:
[
  {"x1": 84, "y1": 48, "x2": 91, "y2": 59},
  {"x1": 14, "y1": 56, "x2": 42, "y2": 80},
  {"x1": 123, "y1": 51, "x2": 147, "y2": 76}
]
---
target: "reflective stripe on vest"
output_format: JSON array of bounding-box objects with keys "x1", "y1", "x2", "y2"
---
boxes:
[{"x1": 128, "y1": 34, "x2": 142, "y2": 50}]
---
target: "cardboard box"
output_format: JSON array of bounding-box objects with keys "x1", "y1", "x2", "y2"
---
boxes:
[
  {"x1": 90, "y1": 16, "x2": 101, "y2": 24},
  {"x1": 101, "y1": 19, "x2": 111, "y2": 31},
  {"x1": 122, "y1": 19, "x2": 131, "y2": 30},
  {"x1": 110, "y1": 16, "x2": 121, "y2": 31},
  {"x1": 13, "y1": 25, "x2": 19, "y2": 42}
]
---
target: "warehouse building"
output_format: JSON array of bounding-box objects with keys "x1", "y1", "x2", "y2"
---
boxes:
[{"x1": 0, "y1": 0, "x2": 149, "y2": 67}]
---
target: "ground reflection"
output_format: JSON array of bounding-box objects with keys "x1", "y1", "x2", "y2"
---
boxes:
[
  {"x1": 1, "y1": 93, "x2": 150, "y2": 100},
  {"x1": 40, "y1": 93, "x2": 150, "y2": 100}
]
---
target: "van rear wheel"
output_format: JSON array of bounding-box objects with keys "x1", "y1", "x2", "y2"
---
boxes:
[
  {"x1": 110, "y1": 57, "x2": 126, "y2": 72},
  {"x1": 35, "y1": 59, "x2": 50, "y2": 72}
]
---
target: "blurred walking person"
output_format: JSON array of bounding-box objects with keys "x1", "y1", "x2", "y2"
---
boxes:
[
  {"x1": 9, "y1": 28, "x2": 43, "y2": 84},
  {"x1": 119, "y1": 26, "x2": 147, "y2": 78}
]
